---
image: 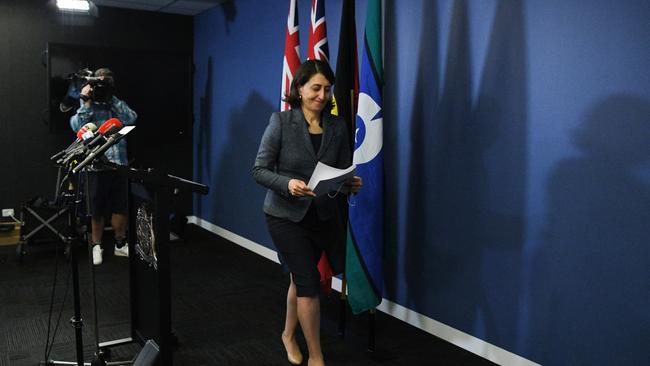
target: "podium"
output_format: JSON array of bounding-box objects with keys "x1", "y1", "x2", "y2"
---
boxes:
[{"x1": 122, "y1": 167, "x2": 208, "y2": 366}]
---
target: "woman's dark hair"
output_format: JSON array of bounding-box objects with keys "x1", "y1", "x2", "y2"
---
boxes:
[{"x1": 284, "y1": 59, "x2": 335, "y2": 110}]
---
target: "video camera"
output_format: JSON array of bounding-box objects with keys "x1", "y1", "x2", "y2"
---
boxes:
[{"x1": 59, "y1": 68, "x2": 115, "y2": 112}]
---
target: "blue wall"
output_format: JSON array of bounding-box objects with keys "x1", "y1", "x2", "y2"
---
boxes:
[{"x1": 193, "y1": 1, "x2": 650, "y2": 364}]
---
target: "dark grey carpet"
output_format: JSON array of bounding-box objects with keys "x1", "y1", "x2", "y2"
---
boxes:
[{"x1": 0, "y1": 224, "x2": 496, "y2": 366}]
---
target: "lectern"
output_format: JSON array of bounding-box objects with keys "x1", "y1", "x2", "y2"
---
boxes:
[{"x1": 121, "y1": 167, "x2": 208, "y2": 366}]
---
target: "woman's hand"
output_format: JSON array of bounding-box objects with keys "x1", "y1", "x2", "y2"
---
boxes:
[
  {"x1": 288, "y1": 179, "x2": 316, "y2": 197},
  {"x1": 346, "y1": 176, "x2": 363, "y2": 193}
]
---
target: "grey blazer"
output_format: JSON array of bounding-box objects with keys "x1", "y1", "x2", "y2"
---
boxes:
[{"x1": 252, "y1": 109, "x2": 351, "y2": 222}]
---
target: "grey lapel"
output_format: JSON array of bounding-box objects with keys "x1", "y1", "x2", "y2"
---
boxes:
[{"x1": 291, "y1": 109, "x2": 317, "y2": 159}]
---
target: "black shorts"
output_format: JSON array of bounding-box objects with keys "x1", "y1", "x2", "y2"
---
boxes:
[
  {"x1": 265, "y1": 204, "x2": 345, "y2": 297},
  {"x1": 87, "y1": 170, "x2": 128, "y2": 217}
]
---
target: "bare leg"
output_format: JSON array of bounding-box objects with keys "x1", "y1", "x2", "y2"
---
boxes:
[
  {"x1": 91, "y1": 216, "x2": 104, "y2": 244},
  {"x1": 111, "y1": 213, "x2": 127, "y2": 239},
  {"x1": 282, "y1": 276, "x2": 303, "y2": 364},
  {"x1": 284, "y1": 276, "x2": 299, "y2": 339},
  {"x1": 297, "y1": 295, "x2": 324, "y2": 366}
]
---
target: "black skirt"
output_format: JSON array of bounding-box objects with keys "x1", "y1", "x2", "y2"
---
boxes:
[{"x1": 265, "y1": 203, "x2": 345, "y2": 297}]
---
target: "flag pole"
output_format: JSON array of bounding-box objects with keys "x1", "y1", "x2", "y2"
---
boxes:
[
  {"x1": 348, "y1": 88, "x2": 356, "y2": 152},
  {"x1": 338, "y1": 88, "x2": 357, "y2": 338},
  {"x1": 368, "y1": 308, "x2": 376, "y2": 352},
  {"x1": 338, "y1": 274, "x2": 347, "y2": 337}
]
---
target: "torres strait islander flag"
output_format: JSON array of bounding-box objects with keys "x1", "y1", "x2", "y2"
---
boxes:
[
  {"x1": 281, "y1": 0, "x2": 300, "y2": 111},
  {"x1": 347, "y1": 0, "x2": 384, "y2": 314}
]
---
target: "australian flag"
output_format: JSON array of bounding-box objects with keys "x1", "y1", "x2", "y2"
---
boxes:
[
  {"x1": 307, "y1": 0, "x2": 329, "y2": 62},
  {"x1": 281, "y1": 0, "x2": 300, "y2": 111}
]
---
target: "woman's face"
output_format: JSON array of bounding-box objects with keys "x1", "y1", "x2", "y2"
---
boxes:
[{"x1": 299, "y1": 73, "x2": 332, "y2": 114}]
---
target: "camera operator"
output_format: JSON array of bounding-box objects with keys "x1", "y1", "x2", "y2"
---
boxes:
[{"x1": 70, "y1": 68, "x2": 137, "y2": 266}]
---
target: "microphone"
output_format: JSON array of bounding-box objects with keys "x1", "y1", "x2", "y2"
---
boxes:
[
  {"x1": 50, "y1": 123, "x2": 97, "y2": 161},
  {"x1": 73, "y1": 126, "x2": 135, "y2": 173},
  {"x1": 72, "y1": 123, "x2": 98, "y2": 149},
  {"x1": 98, "y1": 118, "x2": 123, "y2": 134},
  {"x1": 57, "y1": 119, "x2": 122, "y2": 166},
  {"x1": 78, "y1": 122, "x2": 98, "y2": 138},
  {"x1": 78, "y1": 124, "x2": 97, "y2": 140},
  {"x1": 83, "y1": 118, "x2": 123, "y2": 150}
]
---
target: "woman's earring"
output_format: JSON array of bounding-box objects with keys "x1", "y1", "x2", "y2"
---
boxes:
[{"x1": 299, "y1": 95, "x2": 302, "y2": 99}]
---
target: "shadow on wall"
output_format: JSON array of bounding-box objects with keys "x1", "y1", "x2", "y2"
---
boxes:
[
  {"x1": 211, "y1": 92, "x2": 275, "y2": 231},
  {"x1": 468, "y1": 0, "x2": 528, "y2": 347},
  {"x1": 196, "y1": 56, "x2": 214, "y2": 218},
  {"x1": 404, "y1": 0, "x2": 483, "y2": 329},
  {"x1": 220, "y1": 0, "x2": 237, "y2": 34},
  {"x1": 401, "y1": 0, "x2": 528, "y2": 345},
  {"x1": 400, "y1": 0, "x2": 441, "y2": 311},
  {"x1": 528, "y1": 94, "x2": 650, "y2": 366}
]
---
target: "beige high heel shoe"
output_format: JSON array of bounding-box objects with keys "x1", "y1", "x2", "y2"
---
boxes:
[{"x1": 282, "y1": 335, "x2": 303, "y2": 365}]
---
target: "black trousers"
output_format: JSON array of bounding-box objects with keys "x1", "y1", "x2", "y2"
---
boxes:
[{"x1": 265, "y1": 204, "x2": 344, "y2": 297}]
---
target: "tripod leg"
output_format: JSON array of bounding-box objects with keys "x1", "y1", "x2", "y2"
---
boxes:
[
  {"x1": 83, "y1": 173, "x2": 108, "y2": 366},
  {"x1": 41, "y1": 361, "x2": 91, "y2": 365},
  {"x1": 16, "y1": 241, "x2": 25, "y2": 263},
  {"x1": 44, "y1": 178, "x2": 88, "y2": 366},
  {"x1": 70, "y1": 239, "x2": 86, "y2": 366}
]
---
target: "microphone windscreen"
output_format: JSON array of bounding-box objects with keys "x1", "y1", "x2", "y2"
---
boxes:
[
  {"x1": 76, "y1": 125, "x2": 92, "y2": 139},
  {"x1": 76, "y1": 123, "x2": 97, "y2": 138},
  {"x1": 97, "y1": 118, "x2": 123, "y2": 134},
  {"x1": 80, "y1": 130, "x2": 95, "y2": 141}
]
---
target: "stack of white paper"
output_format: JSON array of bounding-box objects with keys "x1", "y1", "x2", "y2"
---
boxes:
[{"x1": 307, "y1": 162, "x2": 356, "y2": 196}]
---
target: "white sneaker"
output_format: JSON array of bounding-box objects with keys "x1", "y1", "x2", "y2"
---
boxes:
[
  {"x1": 114, "y1": 244, "x2": 129, "y2": 257},
  {"x1": 92, "y1": 245, "x2": 103, "y2": 265}
]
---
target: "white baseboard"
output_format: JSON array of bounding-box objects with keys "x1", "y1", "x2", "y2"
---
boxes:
[{"x1": 187, "y1": 216, "x2": 539, "y2": 366}]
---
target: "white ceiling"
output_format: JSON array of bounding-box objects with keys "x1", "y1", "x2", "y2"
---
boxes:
[{"x1": 92, "y1": 0, "x2": 226, "y2": 16}]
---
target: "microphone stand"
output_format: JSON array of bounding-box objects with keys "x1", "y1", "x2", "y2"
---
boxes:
[
  {"x1": 84, "y1": 167, "x2": 105, "y2": 366},
  {"x1": 42, "y1": 167, "x2": 88, "y2": 366}
]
